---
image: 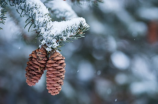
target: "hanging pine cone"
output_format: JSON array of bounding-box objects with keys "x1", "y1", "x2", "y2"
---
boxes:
[
  {"x1": 46, "y1": 51, "x2": 66, "y2": 95},
  {"x1": 25, "y1": 47, "x2": 47, "y2": 86}
]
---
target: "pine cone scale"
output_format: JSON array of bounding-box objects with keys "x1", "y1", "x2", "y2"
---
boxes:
[
  {"x1": 46, "y1": 52, "x2": 66, "y2": 96},
  {"x1": 25, "y1": 48, "x2": 66, "y2": 96},
  {"x1": 25, "y1": 47, "x2": 47, "y2": 86}
]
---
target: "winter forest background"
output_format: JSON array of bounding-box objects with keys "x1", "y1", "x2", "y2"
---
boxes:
[{"x1": 0, "y1": 0, "x2": 158, "y2": 104}]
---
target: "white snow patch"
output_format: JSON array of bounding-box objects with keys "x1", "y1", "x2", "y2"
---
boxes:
[
  {"x1": 130, "y1": 81, "x2": 157, "y2": 95},
  {"x1": 128, "y1": 22, "x2": 147, "y2": 36},
  {"x1": 45, "y1": 0, "x2": 77, "y2": 19},
  {"x1": 51, "y1": 17, "x2": 86, "y2": 36},
  {"x1": 99, "y1": 0, "x2": 124, "y2": 12},
  {"x1": 99, "y1": 0, "x2": 134, "y2": 25},
  {"x1": 89, "y1": 19, "x2": 107, "y2": 34},
  {"x1": 131, "y1": 56, "x2": 156, "y2": 81},
  {"x1": 111, "y1": 51, "x2": 130, "y2": 70},
  {"x1": 138, "y1": 7, "x2": 158, "y2": 20}
]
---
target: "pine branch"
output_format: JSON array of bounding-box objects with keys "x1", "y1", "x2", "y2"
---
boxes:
[
  {"x1": 41, "y1": 17, "x2": 89, "y2": 51},
  {"x1": 0, "y1": 0, "x2": 89, "y2": 52},
  {"x1": 44, "y1": 0, "x2": 77, "y2": 20},
  {"x1": 0, "y1": 1, "x2": 8, "y2": 29}
]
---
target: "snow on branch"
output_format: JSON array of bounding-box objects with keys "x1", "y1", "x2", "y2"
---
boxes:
[
  {"x1": 1, "y1": 0, "x2": 89, "y2": 51},
  {"x1": 41, "y1": 17, "x2": 89, "y2": 51},
  {"x1": 45, "y1": 0, "x2": 77, "y2": 20}
]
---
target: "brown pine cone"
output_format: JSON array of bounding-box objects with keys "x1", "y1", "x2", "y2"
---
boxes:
[
  {"x1": 46, "y1": 51, "x2": 66, "y2": 95},
  {"x1": 25, "y1": 47, "x2": 47, "y2": 86}
]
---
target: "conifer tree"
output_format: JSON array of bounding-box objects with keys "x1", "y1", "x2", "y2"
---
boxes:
[{"x1": 0, "y1": 0, "x2": 90, "y2": 95}]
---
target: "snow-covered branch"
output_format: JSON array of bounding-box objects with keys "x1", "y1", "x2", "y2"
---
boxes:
[
  {"x1": 44, "y1": 0, "x2": 77, "y2": 20},
  {"x1": 41, "y1": 17, "x2": 89, "y2": 51},
  {"x1": 1, "y1": 0, "x2": 89, "y2": 51}
]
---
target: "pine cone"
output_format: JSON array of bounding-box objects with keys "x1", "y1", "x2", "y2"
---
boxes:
[
  {"x1": 25, "y1": 47, "x2": 47, "y2": 86},
  {"x1": 46, "y1": 52, "x2": 66, "y2": 95}
]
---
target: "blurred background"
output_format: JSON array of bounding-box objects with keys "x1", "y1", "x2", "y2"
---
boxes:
[{"x1": 0, "y1": 0, "x2": 158, "y2": 104}]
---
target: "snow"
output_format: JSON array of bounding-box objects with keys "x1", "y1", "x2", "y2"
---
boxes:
[
  {"x1": 27, "y1": 0, "x2": 49, "y2": 13},
  {"x1": 43, "y1": 17, "x2": 88, "y2": 51},
  {"x1": 131, "y1": 56, "x2": 156, "y2": 81},
  {"x1": 50, "y1": 17, "x2": 87, "y2": 36},
  {"x1": 89, "y1": 18, "x2": 106, "y2": 34},
  {"x1": 128, "y1": 22, "x2": 147, "y2": 36},
  {"x1": 12, "y1": 0, "x2": 89, "y2": 52},
  {"x1": 99, "y1": 0, "x2": 136, "y2": 30},
  {"x1": 130, "y1": 56, "x2": 157, "y2": 95},
  {"x1": 130, "y1": 81, "x2": 157, "y2": 95},
  {"x1": 99, "y1": 0, "x2": 124, "y2": 13},
  {"x1": 45, "y1": 0, "x2": 77, "y2": 20},
  {"x1": 138, "y1": 7, "x2": 158, "y2": 20},
  {"x1": 77, "y1": 1, "x2": 91, "y2": 11},
  {"x1": 111, "y1": 51, "x2": 130, "y2": 70}
]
